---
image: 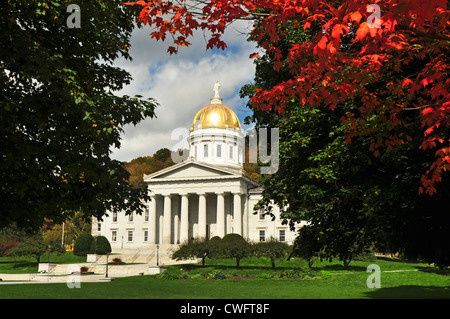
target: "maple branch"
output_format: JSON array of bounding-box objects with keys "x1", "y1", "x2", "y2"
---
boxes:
[
  {"x1": 403, "y1": 103, "x2": 439, "y2": 111},
  {"x1": 396, "y1": 25, "x2": 450, "y2": 42}
]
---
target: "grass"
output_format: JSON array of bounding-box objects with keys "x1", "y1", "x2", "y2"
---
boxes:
[
  {"x1": 0, "y1": 254, "x2": 449, "y2": 299},
  {"x1": 0, "y1": 252, "x2": 86, "y2": 274}
]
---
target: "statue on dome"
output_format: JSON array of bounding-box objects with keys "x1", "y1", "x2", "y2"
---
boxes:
[{"x1": 213, "y1": 81, "x2": 221, "y2": 98}]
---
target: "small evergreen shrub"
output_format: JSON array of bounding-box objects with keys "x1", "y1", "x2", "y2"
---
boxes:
[
  {"x1": 89, "y1": 236, "x2": 112, "y2": 255},
  {"x1": 73, "y1": 233, "x2": 94, "y2": 256},
  {"x1": 213, "y1": 271, "x2": 227, "y2": 280}
]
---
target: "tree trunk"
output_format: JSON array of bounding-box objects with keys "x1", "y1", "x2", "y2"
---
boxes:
[
  {"x1": 236, "y1": 258, "x2": 240, "y2": 268},
  {"x1": 271, "y1": 258, "x2": 276, "y2": 269},
  {"x1": 343, "y1": 258, "x2": 351, "y2": 269}
]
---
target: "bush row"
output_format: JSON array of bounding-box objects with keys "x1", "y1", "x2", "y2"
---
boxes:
[
  {"x1": 73, "y1": 233, "x2": 111, "y2": 256},
  {"x1": 172, "y1": 234, "x2": 290, "y2": 268}
]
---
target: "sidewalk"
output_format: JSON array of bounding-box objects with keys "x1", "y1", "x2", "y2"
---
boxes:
[{"x1": 0, "y1": 272, "x2": 115, "y2": 284}]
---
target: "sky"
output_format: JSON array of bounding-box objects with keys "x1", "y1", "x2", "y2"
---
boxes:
[{"x1": 110, "y1": 20, "x2": 259, "y2": 163}]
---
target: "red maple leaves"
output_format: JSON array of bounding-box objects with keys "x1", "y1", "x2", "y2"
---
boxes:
[{"x1": 125, "y1": 0, "x2": 450, "y2": 195}]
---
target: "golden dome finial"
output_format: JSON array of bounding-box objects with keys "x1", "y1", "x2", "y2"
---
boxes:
[{"x1": 191, "y1": 82, "x2": 241, "y2": 130}]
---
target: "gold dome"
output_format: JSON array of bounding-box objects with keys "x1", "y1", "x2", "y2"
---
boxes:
[{"x1": 191, "y1": 103, "x2": 241, "y2": 130}]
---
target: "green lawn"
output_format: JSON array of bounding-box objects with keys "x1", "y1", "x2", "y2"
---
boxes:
[
  {"x1": 0, "y1": 252, "x2": 86, "y2": 274},
  {"x1": 0, "y1": 255, "x2": 449, "y2": 299}
]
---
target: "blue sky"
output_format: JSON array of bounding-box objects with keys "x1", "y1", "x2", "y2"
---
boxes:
[{"x1": 111, "y1": 20, "x2": 258, "y2": 162}]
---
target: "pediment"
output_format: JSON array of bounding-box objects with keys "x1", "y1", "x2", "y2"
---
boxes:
[{"x1": 143, "y1": 161, "x2": 238, "y2": 181}]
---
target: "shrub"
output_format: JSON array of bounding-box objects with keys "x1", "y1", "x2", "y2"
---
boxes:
[
  {"x1": 89, "y1": 236, "x2": 111, "y2": 255},
  {"x1": 0, "y1": 239, "x2": 20, "y2": 257},
  {"x1": 73, "y1": 233, "x2": 94, "y2": 256},
  {"x1": 254, "y1": 238, "x2": 290, "y2": 269},
  {"x1": 109, "y1": 257, "x2": 125, "y2": 265},
  {"x1": 7, "y1": 238, "x2": 47, "y2": 263},
  {"x1": 213, "y1": 271, "x2": 227, "y2": 280},
  {"x1": 172, "y1": 237, "x2": 212, "y2": 266},
  {"x1": 220, "y1": 234, "x2": 252, "y2": 268},
  {"x1": 289, "y1": 226, "x2": 322, "y2": 269}
]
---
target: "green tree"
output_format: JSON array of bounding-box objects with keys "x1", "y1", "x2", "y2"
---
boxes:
[
  {"x1": 172, "y1": 237, "x2": 213, "y2": 266},
  {"x1": 254, "y1": 238, "x2": 289, "y2": 269},
  {"x1": 73, "y1": 233, "x2": 94, "y2": 257},
  {"x1": 289, "y1": 226, "x2": 322, "y2": 269},
  {"x1": 8, "y1": 238, "x2": 48, "y2": 263},
  {"x1": 219, "y1": 234, "x2": 252, "y2": 268},
  {"x1": 89, "y1": 236, "x2": 111, "y2": 255},
  {"x1": 0, "y1": 0, "x2": 157, "y2": 230},
  {"x1": 241, "y1": 16, "x2": 450, "y2": 268}
]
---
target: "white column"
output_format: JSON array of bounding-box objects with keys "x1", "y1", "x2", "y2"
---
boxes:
[
  {"x1": 216, "y1": 193, "x2": 225, "y2": 238},
  {"x1": 149, "y1": 195, "x2": 157, "y2": 244},
  {"x1": 180, "y1": 194, "x2": 189, "y2": 243},
  {"x1": 198, "y1": 193, "x2": 207, "y2": 239},
  {"x1": 242, "y1": 194, "x2": 248, "y2": 239},
  {"x1": 233, "y1": 193, "x2": 242, "y2": 235},
  {"x1": 163, "y1": 195, "x2": 172, "y2": 244}
]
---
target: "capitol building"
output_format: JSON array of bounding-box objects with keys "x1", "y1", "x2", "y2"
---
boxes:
[{"x1": 92, "y1": 83, "x2": 299, "y2": 255}]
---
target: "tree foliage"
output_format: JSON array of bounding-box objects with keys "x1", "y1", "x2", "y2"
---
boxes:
[
  {"x1": 254, "y1": 238, "x2": 290, "y2": 269},
  {"x1": 123, "y1": 148, "x2": 175, "y2": 188},
  {"x1": 8, "y1": 238, "x2": 48, "y2": 263},
  {"x1": 0, "y1": 0, "x2": 157, "y2": 230},
  {"x1": 73, "y1": 233, "x2": 94, "y2": 257},
  {"x1": 172, "y1": 237, "x2": 213, "y2": 266},
  {"x1": 241, "y1": 12, "x2": 450, "y2": 267},
  {"x1": 89, "y1": 235, "x2": 112, "y2": 255},
  {"x1": 218, "y1": 234, "x2": 252, "y2": 268}
]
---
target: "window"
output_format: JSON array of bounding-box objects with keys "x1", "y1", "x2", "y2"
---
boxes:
[
  {"x1": 259, "y1": 209, "x2": 265, "y2": 220},
  {"x1": 128, "y1": 212, "x2": 133, "y2": 222},
  {"x1": 112, "y1": 212, "x2": 117, "y2": 222},
  {"x1": 279, "y1": 229, "x2": 286, "y2": 242},
  {"x1": 97, "y1": 223, "x2": 101, "y2": 231},
  {"x1": 194, "y1": 145, "x2": 198, "y2": 160},
  {"x1": 229, "y1": 145, "x2": 234, "y2": 159},
  {"x1": 144, "y1": 208, "x2": 149, "y2": 222},
  {"x1": 111, "y1": 231, "x2": 117, "y2": 242},
  {"x1": 204, "y1": 144, "x2": 209, "y2": 157},
  {"x1": 259, "y1": 230, "x2": 266, "y2": 242},
  {"x1": 217, "y1": 144, "x2": 222, "y2": 158},
  {"x1": 127, "y1": 230, "x2": 133, "y2": 242},
  {"x1": 144, "y1": 230, "x2": 148, "y2": 242}
]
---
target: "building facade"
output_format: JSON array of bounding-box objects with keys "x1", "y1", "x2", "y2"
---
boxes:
[{"x1": 92, "y1": 83, "x2": 299, "y2": 250}]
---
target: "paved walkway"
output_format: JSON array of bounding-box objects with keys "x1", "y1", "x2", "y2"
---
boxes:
[
  {"x1": 0, "y1": 258, "x2": 197, "y2": 285},
  {"x1": 0, "y1": 273, "x2": 115, "y2": 284}
]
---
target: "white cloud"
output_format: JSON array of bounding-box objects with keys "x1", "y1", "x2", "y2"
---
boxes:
[{"x1": 111, "y1": 21, "x2": 257, "y2": 162}]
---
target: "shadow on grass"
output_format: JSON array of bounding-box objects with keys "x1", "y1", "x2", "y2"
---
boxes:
[
  {"x1": 364, "y1": 285, "x2": 450, "y2": 299},
  {"x1": 176, "y1": 262, "x2": 367, "y2": 272},
  {"x1": 176, "y1": 263, "x2": 299, "y2": 271},
  {"x1": 0, "y1": 261, "x2": 37, "y2": 268},
  {"x1": 416, "y1": 267, "x2": 450, "y2": 276},
  {"x1": 311, "y1": 264, "x2": 367, "y2": 272}
]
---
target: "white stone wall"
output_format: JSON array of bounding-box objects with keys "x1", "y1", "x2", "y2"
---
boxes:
[{"x1": 247, "y1": 192, "x2": 298, "y2": 245}]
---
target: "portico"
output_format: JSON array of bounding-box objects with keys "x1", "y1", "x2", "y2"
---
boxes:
[{"x1": 144, "y1": 160, "x2": 258, "y2": 245}]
